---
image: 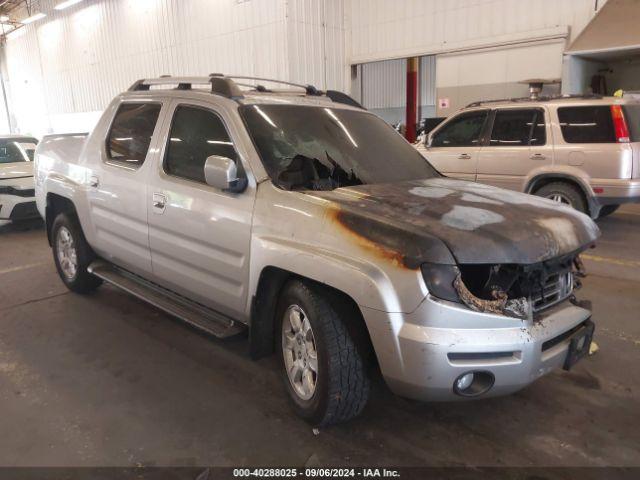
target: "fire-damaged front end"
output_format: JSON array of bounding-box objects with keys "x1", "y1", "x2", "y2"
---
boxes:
[
  {"x1": 312, "y1": 178, "x2": 599, "y2": 401},
  {"x1": 423, "y1": 253, "x2": 585, "y2": 320}
]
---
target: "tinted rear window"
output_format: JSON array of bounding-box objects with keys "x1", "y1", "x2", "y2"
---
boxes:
[
  {"x1": 558, "y1": 106, "x2": 615, "y2": 143},
  {"x1": 490, "y1": 109, "x2": 546, "y2": 147},
  {"x1": 106, "y1": 103, "x2": 162, "y2": 166},
  {"x1": 623, "y1": 105, "x2": 640, "y2": 142}
]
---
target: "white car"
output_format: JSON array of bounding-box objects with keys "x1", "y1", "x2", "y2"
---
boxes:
[{"x1": 0, "y1": 135, "x2": 39, "y2": 227}]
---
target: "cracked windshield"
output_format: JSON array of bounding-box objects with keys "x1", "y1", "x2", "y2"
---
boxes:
[{"x1": 241, "y1": 104, "x2": 438, "y2": 191}]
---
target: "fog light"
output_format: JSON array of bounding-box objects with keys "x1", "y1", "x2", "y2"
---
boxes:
[
  {"x1": 456, "y1": 372, "x2": 474, "y2": 391},
  {"x1": 453, "y1": 371, "x2": 495, "y2": 397}
]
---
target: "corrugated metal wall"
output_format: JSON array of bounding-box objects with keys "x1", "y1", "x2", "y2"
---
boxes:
[
  {"x1": 419, "y1": 54, "x2": 436, "y2": 118},
  {"x1": 349, "y1": 0, "x2": 604, "y2": 64},
  {"x1": 360, "y1": 58, "x2": 405, "y2": 124},
  {"x1": 3, "y1": 0, "x2": 347, "y2": 137},
  {"x1": 287, "y1": 0, "x2": 347, "y2": 91},
  {"x1": 358, "y1": 54, "x2": 435, "y2": 124},
  {"x1": 3, "y1": 0, "x2": 605, "y2": 136},
  {"x1": 361, "y1": 58, "x2": 406, "y2": 110}
]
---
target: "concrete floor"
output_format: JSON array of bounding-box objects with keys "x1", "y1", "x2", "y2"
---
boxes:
[{"x1": 0, "y1": 207, "x2": 639, "y2": 467}]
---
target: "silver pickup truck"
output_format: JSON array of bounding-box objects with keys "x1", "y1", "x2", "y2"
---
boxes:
[{"x1": 35, "y1": 75, "x2": 599, "y2": 426}]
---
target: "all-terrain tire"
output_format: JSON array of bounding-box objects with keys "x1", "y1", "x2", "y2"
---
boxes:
[
  {"x1": 276, "y1": 280, "x2": 370, "y2": 426},
  {"x1": 51, "y1": 213, "x2": 102, "y2": 294}
]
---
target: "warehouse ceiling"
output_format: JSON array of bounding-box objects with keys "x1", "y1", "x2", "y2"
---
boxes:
[{"x1": 0, "y1": 0, "x2": 36, "y2": 37}]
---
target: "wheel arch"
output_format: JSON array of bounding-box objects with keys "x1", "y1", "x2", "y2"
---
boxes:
[
  {"x1": 45, "y1": 193, "x2": 78, "y2": 246},
  {"x1": 525, "y1": 173, "x2": 597, "y2": 217},
  {"x1": 249, "y1": 266, "x2": 376, "y2": 368}
]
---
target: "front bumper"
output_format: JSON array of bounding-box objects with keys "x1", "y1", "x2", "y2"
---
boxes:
[
  {"x1": 362, "y1": 295, "x2": 592, "y2": 401},
  {"x1": 0, "y1": 195, "x2": 39, "y2": 226}
]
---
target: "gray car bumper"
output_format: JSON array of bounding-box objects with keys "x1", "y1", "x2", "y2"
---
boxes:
[{"x1": 362, "y1": 296, "x2": 592, "y2": 401}]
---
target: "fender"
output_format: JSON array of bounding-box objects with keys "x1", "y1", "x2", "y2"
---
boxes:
[
  {"x1": 246, "y1": 235, "x2": 427, "y2": 361},
  {"x1": 247, "y1": 235, "x2": 426, "y2": 317},
  {"x1": 40, "y1": 172, "x2": 96, "y2": 246}
]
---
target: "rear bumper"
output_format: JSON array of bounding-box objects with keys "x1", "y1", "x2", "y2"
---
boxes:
[
  {"x1": 362, "y1": 296, "x2": 593, "y2": 402},
  {"x1": 590, "y1": 179, "x2": 640, "y2": 206}
]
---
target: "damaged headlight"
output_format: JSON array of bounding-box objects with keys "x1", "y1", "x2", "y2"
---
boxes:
[
  {"x1": 421, "y1": 262, "x2": 532, "y2": 319},
  {"x1": 420, "y1": 263, "x2": 461, "y2": 303},
  {"x1": 453, "y1": 274, "x2": 531, "y2": 319}
]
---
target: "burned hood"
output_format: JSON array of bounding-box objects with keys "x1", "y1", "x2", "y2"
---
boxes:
[{"x1": 312, "y1": 178, "x2": 600, "y2": 267}]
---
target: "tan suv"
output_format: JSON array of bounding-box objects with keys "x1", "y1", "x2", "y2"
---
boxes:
[{"x1": 417, "y1": 95, "x2": 640, "y2": 218}]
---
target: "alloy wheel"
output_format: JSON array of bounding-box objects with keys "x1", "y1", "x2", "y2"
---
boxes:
[
  {"x1": 56, "y1": 226, "x2": 78, "y2": 280},
  {"x1": 282, "y1": 304, "x2": 318, "y2": 400}
]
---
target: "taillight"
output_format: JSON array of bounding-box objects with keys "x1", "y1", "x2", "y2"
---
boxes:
[{"x1": 611, "y1": 105, "x2": 630, "y2": 143}]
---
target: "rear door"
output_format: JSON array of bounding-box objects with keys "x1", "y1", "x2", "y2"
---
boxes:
[
  {"x1": 147, "y1": 99, "x2": 255, "y2": 318},
  {"x1": 423, "y1": 110, "x2": 489, "y2": 181},
  {"x1": 86, "y1": 100, "x2": 164, "y2": 276},
  {"x1": 476, "y1": 107, "x2": 552, "y2": 191}
]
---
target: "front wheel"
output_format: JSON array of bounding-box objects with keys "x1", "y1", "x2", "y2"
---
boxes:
[
  {"x1": 277, "y1": 280, "x2": 370, "y2": 426},
  {"x1": 52, "y1": 213, "x2": 102, "y2": 294}
]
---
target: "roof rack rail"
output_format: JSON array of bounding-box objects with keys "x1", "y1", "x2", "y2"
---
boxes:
[
  {"x1": 466, "y1": 93, "x2": 604, "y2": 108},
  {"x1": 217, "y1": 74, "x2": 323, "y2": 96},
  {"x1": 128, "y1": 76, "x2": 244, "y2": 99},
  {"x1": 127, "y1": 74, "x2": 364, "y2": 109}
]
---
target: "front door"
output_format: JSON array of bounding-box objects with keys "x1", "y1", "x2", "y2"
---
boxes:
[
  {"x1": 147, "y1": 100, "x2": 255, "y2": 318},
  {"x1": 422, "y1": 109, "x2": 490, "y2": 181},
  {"x1": 86, "y1": 101, "x2": 164, "y2": 276},
  {"x1": 476, "y1": 108, "x2": 553, "y2": 191}
]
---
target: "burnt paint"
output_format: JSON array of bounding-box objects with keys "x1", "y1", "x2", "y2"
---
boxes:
[{"x1": 314, "y1": 178, "x2": 599, "y2": 266}]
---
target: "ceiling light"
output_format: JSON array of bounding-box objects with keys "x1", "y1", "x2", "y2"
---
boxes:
[
  {"x1": 54, "y1": 0, "x2": 84, "y2": 10},
  {"x1": 22, "y1": 12, "x2": 46, "y2": 24}
]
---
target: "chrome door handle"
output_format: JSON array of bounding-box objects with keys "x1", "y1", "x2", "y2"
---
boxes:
[
  {"x1": 458, "y1": 153, "x2": 471, "y2": 160},
  {"x1": 152, "y1": 193, "x2": 167, "y2": 213},
  {"x1": 530, "y1": 153, "x2": 546, "y2": 160},
  {"x1": 89, "y1": 175, "x2": 99, "y2": 188}
]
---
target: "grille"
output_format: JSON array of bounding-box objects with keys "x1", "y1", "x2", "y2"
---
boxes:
[{"x1": 532, "y1": 270, "x2": 573, "y2": 312}]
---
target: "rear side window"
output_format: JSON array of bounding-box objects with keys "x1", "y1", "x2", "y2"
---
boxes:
[
  {"x1": 490, "y1": 109, "x2": 546, "y2": 147},
  {"x1": 623, "y1": 105, "x2": 640, "y2": 142},
  {"x1": 432, "y1": 110, "x2": 488, "y2": 147},
  {"x1": 558, "y1": 106, "x2": 615, "y2": 143},
  {"x1": 164, "y1": 105, "x2": 237, "y2": 184},
  {"x1": 106, "y1": 103, "x2": 162, "y2": 166}
]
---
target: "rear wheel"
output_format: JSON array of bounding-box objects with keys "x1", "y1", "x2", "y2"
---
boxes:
[
  {"x1": 277, "y1": 280, "x2": 370, "y2": 426},
  {"x1": 534, "y1": 181, "x2": 588, "y2": 214},
  {"x1": 597, "y1": 204, "x2": 620, "y2": 218},
  {"x1": 52, "y1": 213, "x2": 102, "y2": 294}
]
